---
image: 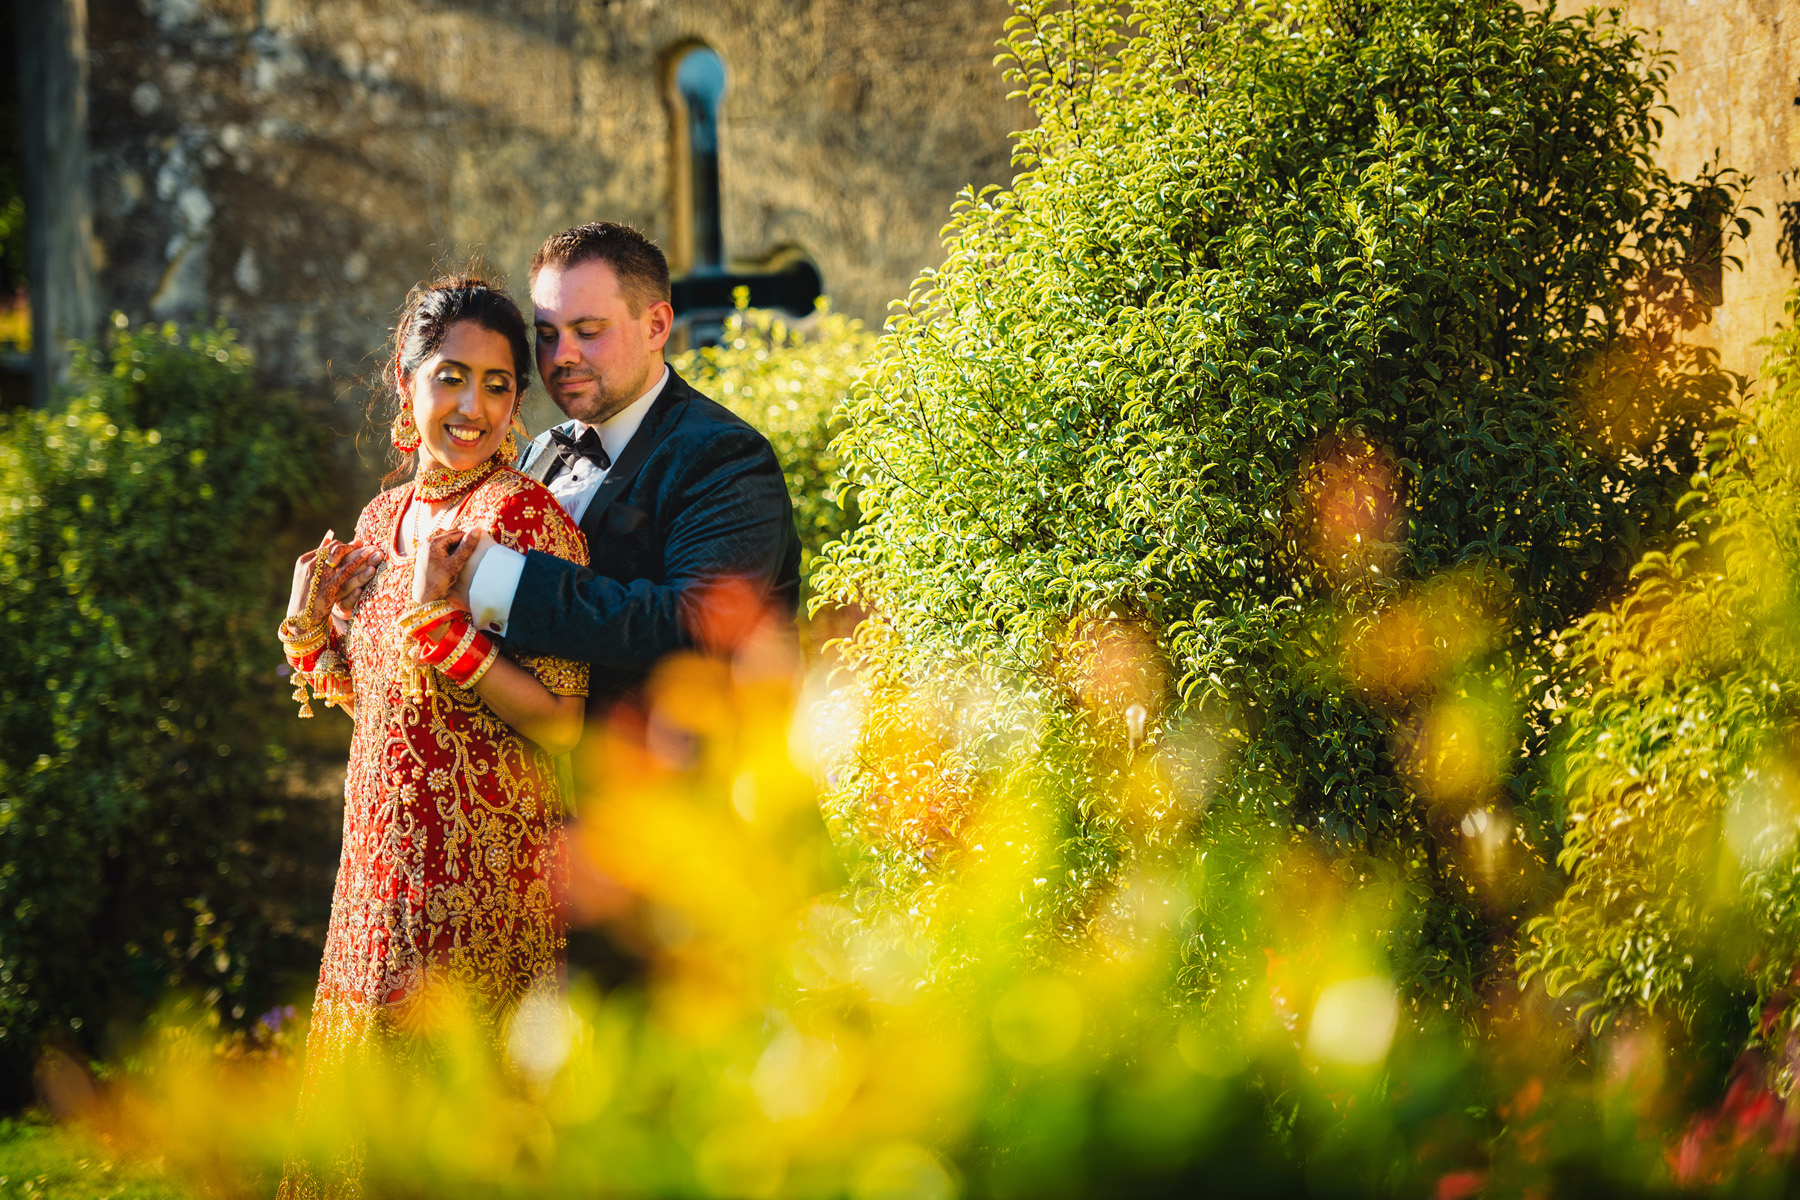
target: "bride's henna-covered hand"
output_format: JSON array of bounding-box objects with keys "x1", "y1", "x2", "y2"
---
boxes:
[
  {"x1": 332, "y1": 543, "x2": 386, "y2": 619},
  {"x1": 289, "y1": 531, "x2": 384, "y2": 626},
  {"x1": 414, "y1": 528, "x2": 481, "y2": 607}
]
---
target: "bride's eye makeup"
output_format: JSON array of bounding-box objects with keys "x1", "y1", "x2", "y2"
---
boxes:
[{"x1": 435, "y1": 368, "x2": 466, "y2": 386}]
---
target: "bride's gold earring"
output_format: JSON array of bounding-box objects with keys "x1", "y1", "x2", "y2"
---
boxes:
[
  {"x1": 391, "y1": 408, "x2": 421, "y2": 452},
  {"x1": 499, "y1": 404, "x2": 522, "y2": 462}
]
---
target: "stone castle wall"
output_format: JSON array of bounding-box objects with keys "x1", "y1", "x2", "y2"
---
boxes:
[
  {"x1": 1623, "y1": 0, "x2": 1800, "y2": 386},
  {"x1": 83, "y1": 0, "x2": 1025, "y2": 443},
  {"x1": 49, "y1": 1, "x2": 1800, "y2": 439}
]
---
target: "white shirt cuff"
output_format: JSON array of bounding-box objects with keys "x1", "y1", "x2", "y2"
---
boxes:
[{"x1": 467, "y1": 542, "x2": 526, "y2": 638}]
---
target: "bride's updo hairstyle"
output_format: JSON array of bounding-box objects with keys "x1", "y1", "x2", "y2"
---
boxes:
[{"x1": 378, "y1": 273, "x2": 533, "y2": 487}]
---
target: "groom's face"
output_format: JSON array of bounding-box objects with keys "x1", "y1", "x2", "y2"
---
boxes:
[{"x1": 532, "y1": 259, "x2": 672, "y2": 426}]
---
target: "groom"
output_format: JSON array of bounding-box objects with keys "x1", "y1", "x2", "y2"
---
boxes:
[{"x1": 423, "y1": 221, "x2": 802, "y2": 728}]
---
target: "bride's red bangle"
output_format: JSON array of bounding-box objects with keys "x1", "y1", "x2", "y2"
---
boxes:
[
  {"x1": 433, "y1": 619, "x2": 481, "y2": 670},
  {"x1": 417, "y1": 612, "x2": 457, "y2": 640},
  {"x1": 413, "y1": 612, "x2": 471, "y2": 666},
  {"x1": 397, "y1": 600, "x2": 459, "y2": 641},
  {"x1": 403, "y1": 610, "x2": 492, "y2": 687},
  {"x1": 285, "y1": 644, "x2": 324, "y2": 673},
  {"x1": 442, "y1": 632, "x2": 495, "y2": 688}
]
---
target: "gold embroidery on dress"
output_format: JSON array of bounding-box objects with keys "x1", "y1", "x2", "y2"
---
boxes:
[{"x1": 277, "y1": 469, "x2": 590, "y2": 1200}]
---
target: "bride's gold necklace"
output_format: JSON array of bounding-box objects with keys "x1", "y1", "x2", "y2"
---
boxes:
[
  {"x1": 416, "y1": 455, "x2": 501, "y2": 502},
  {"x1": 407, "y1": 456, "x2": 498, "y2": 553}
]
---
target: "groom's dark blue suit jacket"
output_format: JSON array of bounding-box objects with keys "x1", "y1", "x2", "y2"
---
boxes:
[{"x1": 506, "y1": 367, "x2": 801, "y2": 716}]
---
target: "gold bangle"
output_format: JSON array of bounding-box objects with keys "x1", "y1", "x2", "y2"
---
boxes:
[
  {"x1": 279, "y1": 613, "x2": 322, "y2": 637},
  {"x1": 279, "y1": 615, "x2": 328, "y2": 652},
  {"x1": 398, "y1": 599, "x2": 459, "y2": 639}
]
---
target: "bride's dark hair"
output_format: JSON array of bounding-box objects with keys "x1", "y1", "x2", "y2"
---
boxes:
[{"x1": 378, "y1": 273, "x2": 533, "y2": 488}]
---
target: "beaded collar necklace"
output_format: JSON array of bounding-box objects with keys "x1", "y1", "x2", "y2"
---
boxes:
[
  {"x1": 401, "y1": 455, "x2": 501, "y2": 559},
  {"x1": 415, "y1": 455, "x2": 501, "y2": 503}
]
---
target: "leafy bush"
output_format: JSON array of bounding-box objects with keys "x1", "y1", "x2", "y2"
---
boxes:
[
  {"x1": 1523, "y1": 291, "x2": 1800, "y2": 1054},
  {"x1": 673, "y1": 298, "x2": 873, "y2": 591},
  {"x1": 814, "y1": 0, "x2": 1748, "y2": 1012},
  {"x1": 0, "y1": 318, "x2": 337, "y2": 1102}
]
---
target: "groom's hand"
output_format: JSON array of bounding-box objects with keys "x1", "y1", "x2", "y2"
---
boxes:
[
  {"x1": 414, "y1": 529, "x2": 483, "y2": 608},
  {"x1": 451, "y1": 531, "x2": 498, "y2": 612}
]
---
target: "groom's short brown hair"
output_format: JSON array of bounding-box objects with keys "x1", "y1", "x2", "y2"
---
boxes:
[{"x1": 530, "y1": 222, "x2": 672, "y2": 317}]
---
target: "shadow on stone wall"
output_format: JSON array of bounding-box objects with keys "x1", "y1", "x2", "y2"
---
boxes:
[{"x1": 1777, "y1": 81, "x2": 1800, "y2": 272}]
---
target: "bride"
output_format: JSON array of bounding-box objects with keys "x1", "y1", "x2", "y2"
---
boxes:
[{"x1": 275, "y1": 275, "x2": 587, "y2": 1196}]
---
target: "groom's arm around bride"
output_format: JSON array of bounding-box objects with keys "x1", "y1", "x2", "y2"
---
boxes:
[{"x1": 424, "y1": 222, "x2": 802, "y2": 723}]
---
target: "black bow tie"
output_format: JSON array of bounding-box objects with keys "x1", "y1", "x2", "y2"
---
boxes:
[{"x1": 547, "y1": 425, "x2": 611, "y2": 471}]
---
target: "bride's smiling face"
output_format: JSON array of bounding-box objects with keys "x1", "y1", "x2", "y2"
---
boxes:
[{"x1": 406, "y1": 320, "x2": 518, "y2": 473}]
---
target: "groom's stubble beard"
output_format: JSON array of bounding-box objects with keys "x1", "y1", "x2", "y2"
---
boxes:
[{"x1": 545, "y1": 359, "x2": 651, "y2": 426}]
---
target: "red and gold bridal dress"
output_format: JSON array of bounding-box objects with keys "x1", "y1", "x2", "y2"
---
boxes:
[{"x1": 276, "y1": 461, "x2": 586, "y2": 1199}]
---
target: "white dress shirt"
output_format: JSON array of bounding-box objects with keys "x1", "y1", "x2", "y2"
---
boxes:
[{"x1": 467, "y1": 365, "x2": 669, "y2": 637}]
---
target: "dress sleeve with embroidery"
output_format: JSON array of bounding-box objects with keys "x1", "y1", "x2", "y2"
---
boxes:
[{"x1": 489, "y1": 486, "x2": 590, "y2": 698}]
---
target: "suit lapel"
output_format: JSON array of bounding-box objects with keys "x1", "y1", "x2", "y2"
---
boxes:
[{"x1": 578, "y1": 372, "x2": 692, "y2": 544}]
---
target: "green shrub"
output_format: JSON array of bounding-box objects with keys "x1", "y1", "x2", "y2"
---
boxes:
[
  {"x1": 814, "y1": 0, "x2": 1748, "y2": 1013},
  {"x1": 0, "y1": 318, "x2": 337, "y2": 1101},
  {"x1": 672, "y1": 299, "x2": 873, "y2": 590},
  {"x1": 1523, "y1": 291, "x2": 1800, "y2": 1052}
]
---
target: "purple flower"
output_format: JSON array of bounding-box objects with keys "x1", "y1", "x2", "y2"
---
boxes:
[{"x1": 257, "y1": 1004, "x2": 298, "y2": 1036}]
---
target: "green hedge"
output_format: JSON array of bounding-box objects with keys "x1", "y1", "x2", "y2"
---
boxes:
[
  {"x1": 0, "y1": 319, "x2": 337, "y2": 1101},
  {"x1": 1523, "y1": 290, "x2": 1800, "y2": 1056},
  {"x1": 672, "y1": 298, "x2": 873, "y2": 592},
  {"x1": 814, "y1": 0, "x2": 1750, "y2": 1017}
]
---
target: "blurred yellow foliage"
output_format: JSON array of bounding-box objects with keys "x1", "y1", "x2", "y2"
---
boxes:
[
  {"x1": 58, "y1": 598, "x2": 1505, "y2": 1200},
  {"x1": 0, "y1": 294, "x2": 29, "y2": 353},
  {"x1": 33, "y1": 558, "x2": 1786, "y2": 1199}
]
